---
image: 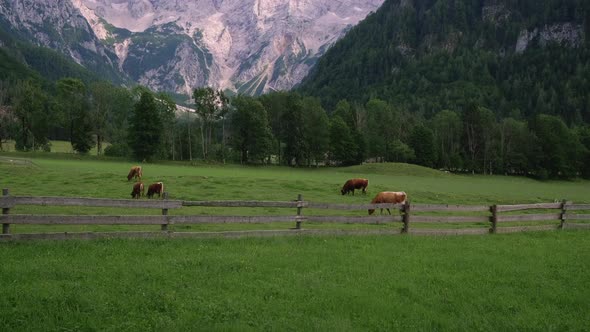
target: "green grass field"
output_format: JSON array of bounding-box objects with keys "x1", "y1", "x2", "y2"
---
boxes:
[
  {"x1": 1, "y1": 232, "x2": 589, "y2": 331},
  {"x1": 1, "y1": 153, "x2": 589, "y2": 330},
  {"x1": 1, "y1": 155, "x2": 589, "y2": 233}
]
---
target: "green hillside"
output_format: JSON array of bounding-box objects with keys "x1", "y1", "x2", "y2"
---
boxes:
[{"x1": 299, "y1": 0, "x2": 590, "y2": 123}]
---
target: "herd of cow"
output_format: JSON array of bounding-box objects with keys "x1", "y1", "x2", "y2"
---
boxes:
[
  {"x1": 126, "y1": 166, "x2": 406, "y2": 215},
  {"x1": 127, "y1": 166, "x2": 164, "y2": 199},
  {"x1": 340, "y1": 178, "x2": 407, "y2": 215}
]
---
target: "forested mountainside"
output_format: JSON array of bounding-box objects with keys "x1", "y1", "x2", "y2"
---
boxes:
[
  {"x1": 0, "y1": 26, "x2": 103, "y2": 84},
  {"x1": 0, "y1": 0, "x2": 125, "y2": 84},
  {"x1": 299, "y1": 0, "x2": 590, "y2": 124}
]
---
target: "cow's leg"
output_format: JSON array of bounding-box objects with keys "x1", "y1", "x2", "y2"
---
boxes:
[{"x1": 387, "y1": 208, "x2": 391, "y2": 215}]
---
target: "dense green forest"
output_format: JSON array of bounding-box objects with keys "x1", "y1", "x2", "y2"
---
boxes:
[
  {"x1": 299, "y1": 0, "x2": 590, "y2": 123},
  {"x1": 1, "y1": 0, "x2": 590, "y2": 179}
]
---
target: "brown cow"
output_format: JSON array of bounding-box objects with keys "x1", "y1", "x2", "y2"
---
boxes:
[
  {"x1": 131, "y1": 182, "x2": 144, "y2": 199},
  {"x1": 368, "y1": 191, "x2": 407, "y2": 215},
  {"x1": 127, "y1": 166, "x2": 143, "y2": 181},
  {"x1": 147, "y1": 182, "x2": 164, "y2": 199},
  {"x1": 341, "y1": 178, "x2": 369, "y2": 195}
]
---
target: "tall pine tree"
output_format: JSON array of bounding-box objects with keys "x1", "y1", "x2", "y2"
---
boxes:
[{"x1": 128, "y1": 91, "x2": 162, "y2": 161}]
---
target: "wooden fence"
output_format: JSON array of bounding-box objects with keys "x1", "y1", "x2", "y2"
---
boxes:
[{"x1": 1, "y1": 188, "x2": 589, "y2": 241}]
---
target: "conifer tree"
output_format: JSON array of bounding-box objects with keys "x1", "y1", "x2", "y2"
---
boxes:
[{"x1": 128, "y1": 91, "x2": 162, "y2": 161}]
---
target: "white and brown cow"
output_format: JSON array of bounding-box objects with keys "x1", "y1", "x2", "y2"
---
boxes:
[
  {"x1": 368, "y1": 191, "x2": 407, "y2": 215},
  {"x1": 127, "y1": 166, "x2": 143, "y2": 181}
]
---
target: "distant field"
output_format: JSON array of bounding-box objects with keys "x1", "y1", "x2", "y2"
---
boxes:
[{"x1": 0, "y1": 140, "x2": 105, "y2": 155}]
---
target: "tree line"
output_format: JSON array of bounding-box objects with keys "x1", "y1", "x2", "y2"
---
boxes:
[{"x1": 1, "y1": 77, "x2": 589, "y2": 179}]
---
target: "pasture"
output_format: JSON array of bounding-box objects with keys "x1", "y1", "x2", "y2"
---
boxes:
[
  {"x1": 1, "y1": 155, "x2": 590, "y2": 234},
  {"x1": 1, "y1": 155, "x2": 590, "y2": 330},
  {"x1": 0, "y1": 232, "x2": 589, "y2": 330}
]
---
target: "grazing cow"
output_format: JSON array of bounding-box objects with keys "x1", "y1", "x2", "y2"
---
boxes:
[
  {"x1": 368, "y1": 191, "x2": 407, "y2": 215},
  {"x1": 127, "y1": 166, "x2": 143, "y2": 181},
  {"x1": 131, "y1": 182, "x2": 144, "y2": 199},
  {"x1": 341, "y1": 178, "x2": 369, "y2": 195},
  {"x1": 147, "y1": 182, "x2": 164, "y2": 199}
]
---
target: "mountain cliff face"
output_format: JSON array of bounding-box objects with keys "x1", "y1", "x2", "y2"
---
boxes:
[
  {"x1": 71, "y1": 0, "x2": 385, "y2": 95},
  {"x1": 0, "y1": 0, "x2": 383, "y2": 95}
]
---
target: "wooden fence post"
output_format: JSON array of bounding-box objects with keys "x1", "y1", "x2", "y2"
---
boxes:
[
  {"x1": 296, "y1": 194, "x2": 303, "y2": 229},
  {"x1": 2, "y1": 188, "x2": 9, "y2": 234},
  {"x1": 560, "y1": 199, "x2": 567, "y2": 229},
  {"x1": 402, "y1": 200, "x2": 411, "y2": 233},
  {"x1": 161, "y1": 192, "x2": 169, "y2": 232},
  {"x1": 490, "y1": 205, "x2": 498, "y2": 234}
]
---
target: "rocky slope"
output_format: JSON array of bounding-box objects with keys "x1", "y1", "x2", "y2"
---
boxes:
[
  {"x1": 72, "y1": 0, "x2": 385, "y2": 95},
  {"x1": 0, "y1": 0, "x2": 123, "y2": 82}
]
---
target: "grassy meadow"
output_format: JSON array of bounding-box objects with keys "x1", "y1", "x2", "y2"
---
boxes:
[
  {"x1": 1, "y1": 153, "x2": 590, "y2": 233},
  {"x1": 1, "y1": 231, "x2": 589, "y2": 331},
  {"x1": 1, "y1": 152, "x2": 590, "y2": 330}
]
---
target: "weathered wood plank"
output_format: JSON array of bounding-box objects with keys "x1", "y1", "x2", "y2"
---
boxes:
[
  {"x1": 0, "y1": 231, "x2": 170, "y2": 241},
  {"x1": 410, "y1": 215, "x2": 490, "y2": 223},
  {"x1": 304, "y1": 215, "x2": 403, "y2": 223},
  {"x1": 0, "y1": 195, "x2": 14, "y2": 209},
  {"x1": 564, "y1": 214, "x2": 590, "y2": 220},
  {"x1": 565, "y1": 204, "x2": 590, "y2": 211},
  {"x1": 182, "y1": 200, "x2": 301, "y2": 208},
  {"x1": 171, "y1": 215, "x2": 297, "y2": 224},
  {"x1": 296, "y1": 194, "x2": 303, "y2": 229},
  {"x1": 563, "y1": 223, "x2": 590, "y2": 230},
  {"x1": 0, "y1": 229, "x2": 406, "y2": 241},
  {"x1": 0, "y1": 215, "x2": 167, "y2": 225},
  {"x1": 6, "y1": 196, "x2": 182, "y2": 209},
  {"x1": 496, "y1": 203, "x2": 562, "y2": 212},
  {"x1": 174, "y1": 229, "x2": 405, "y2": 238},
  {"x1": 496, "y1": 225, "x2": 560, "y2": 233},
  {"x1": 306, "y1": 202, "x2": 404, "y2": 211},
  {"x1": 2, "y1": 188, "x2": 9, "y2": 234},
  {"x1": 411, "y1": 204, "x2": 490, "y2": 212},
  {"x1": 408, "y1": 228, "x2": 489, "y2": 236},
  {"x1": 496, "y1": 213, "x2": 562, "y2": 222}
]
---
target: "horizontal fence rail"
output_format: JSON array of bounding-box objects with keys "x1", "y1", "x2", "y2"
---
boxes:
[
  {"x1": 411, "y1": 204, "x2": 490, "y2": 212},
  {"x1": 306, "y1": 202, "x2": 404, "y2": 210},
  {"x1": 1, "y1": 188, "x2": 589, "y2": 241},
  {"x1": 410, "y1": 215, "x2": 491, "y2": 223},
  {"x1": 496, "y1": 203, "x2": 563, "y2": 212},
  {"x1": 497, "y1": 213, "x2": 562, "y2": 222},
  {"x1": 0, "y1": 196, "x2": 182, "y2": 209},
  {"x1": 182, "y1": 200, "x2": 302, "y2": 208}
]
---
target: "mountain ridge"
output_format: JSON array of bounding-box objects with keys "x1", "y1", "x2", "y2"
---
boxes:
[
  {"x1": 72, "y1": 0, "x2": 384, "y2": 96},
  {"x1": 298, "y1": 0, "x2": 590, "y2": 123}
]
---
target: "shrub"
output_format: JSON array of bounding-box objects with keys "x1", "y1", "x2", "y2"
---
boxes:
[{"x1": 104, "y1": 143, "x2": 131, "y2": 157}]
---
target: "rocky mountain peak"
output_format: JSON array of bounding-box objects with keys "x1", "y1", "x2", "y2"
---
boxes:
[{"x1": 71, "y1": 0, "x2": 385, "y2": 95}]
